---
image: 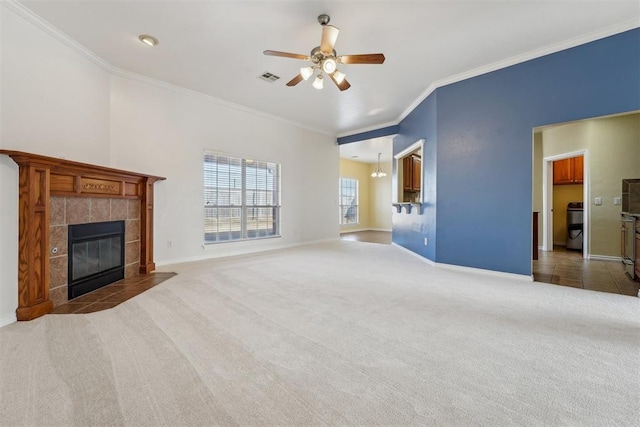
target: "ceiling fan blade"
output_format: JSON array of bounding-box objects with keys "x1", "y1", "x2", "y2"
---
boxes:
[
  {"x1": 286, "y1": 74, "x2": 304, "y2": 87},
  {"x1": 320, "y1": 25, "x2": 339, "y2": 54},
  {"x1": 329, "y1": 73, "x2": 351, "y2": 91},
  {"x1": 263, "y1": 50, "x2": 309, "y2": 60},
  {"x1": 338, "y1": 53, "x2": 386, "y2": 64}
]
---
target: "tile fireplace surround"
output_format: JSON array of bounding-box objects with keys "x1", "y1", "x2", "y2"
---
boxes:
[
  {"x1": 49, "y1": 197, "x2": 141, "y2": 307},
  {"x1": 0, "y1": 150, "x2": 165, "y2": 321}
]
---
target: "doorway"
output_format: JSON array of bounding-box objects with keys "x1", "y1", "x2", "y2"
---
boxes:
[
  {"x1": 534, "y1": 112, "x2": 640, "y2": 263},
  {"x1": 542, "y1": 151, "x2": 588, "y2": 258}
]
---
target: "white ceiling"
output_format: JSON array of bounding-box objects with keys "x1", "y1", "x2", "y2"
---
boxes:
[
  {"x1": 338, "y1": 136, "x2": 394, "y2": 164},
  {"x1": 15, "y1": 0, "x2": 640, "y2": 141}
]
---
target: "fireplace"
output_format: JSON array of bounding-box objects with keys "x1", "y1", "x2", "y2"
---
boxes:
[
  {"x1": 0, "y1": 149, "x2": 165, "y2": 321},
  {"x1": 68, "y1": 221, "x2": 125, "y2": 299}
]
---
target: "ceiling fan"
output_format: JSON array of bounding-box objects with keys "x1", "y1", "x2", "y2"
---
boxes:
[{"x1": 263, "y1": 14, "x2": 385, "y2": 91}]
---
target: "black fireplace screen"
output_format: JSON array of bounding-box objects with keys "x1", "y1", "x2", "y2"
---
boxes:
[{"x1": 68, "y1": 220, "x2": 125, "y2": 300}]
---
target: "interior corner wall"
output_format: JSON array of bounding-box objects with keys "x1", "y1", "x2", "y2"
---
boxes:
[{"x1": 395, "y1": 28, "x2": 639, "y2": 276}]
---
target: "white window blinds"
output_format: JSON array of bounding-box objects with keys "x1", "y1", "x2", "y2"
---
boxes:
[{"x1": 204, "y1": 151, "x2": 281, "y2": 243}]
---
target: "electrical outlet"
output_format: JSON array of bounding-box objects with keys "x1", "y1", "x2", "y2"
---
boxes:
[
  {"x1": 167, "y1": 240, "x2": 172, "y2": 248},
  {"x1": 614, "y1": 197, "x2": 621, "y2": 205},
  {"x1": 594, "y1": 197, "x2": 602, "y2": 206},
  {"x1": 424, "y1": 237, "x2": 428, "y2": 245}
]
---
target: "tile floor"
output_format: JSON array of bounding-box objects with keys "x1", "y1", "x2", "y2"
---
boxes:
[
  {"x1": 50, "y1": 272, "x2": 176, "y2": 314},
  {"x1": 342, "y1": 232, "x2": 639, "y2": 297},
  {"x1": 533, "y1": 246, "x2": 639, "y2": 296}
]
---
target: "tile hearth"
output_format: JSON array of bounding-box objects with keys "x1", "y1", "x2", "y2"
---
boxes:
[{"x1": 50, "y1": 272, "x2": 176, "y2": 314}]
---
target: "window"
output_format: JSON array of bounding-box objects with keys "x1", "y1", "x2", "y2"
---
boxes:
[
  {"x1": 339, "y1": 178, "x2": 359, "y2": 225},
  {"x1": 204, "y1": 151, "x2": 280, "y2": 243}
]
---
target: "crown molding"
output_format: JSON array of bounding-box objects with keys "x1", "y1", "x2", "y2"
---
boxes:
[
  {"x1": 4, "y1": 0, "x2": 638, "y2": 141},
  {"x1": 1, "y1": 0, "x2": 334, "y2": 138},
  {"x1": 110, "y1": 67, "x2": 333, "y2": 137},
  {"x1": 337, "y1": 120, "x2": 399, "y2": 139},
  {"x1": 397, "y1": 18, "x2": 640, "y2": 124},
  {"x1": 2, "y1": 0, "x2": 115, "y2": 73}
]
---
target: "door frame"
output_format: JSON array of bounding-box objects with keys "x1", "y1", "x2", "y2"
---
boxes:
[{"x1": 542, "y1": 150, "x2": 589, "y2": 258}]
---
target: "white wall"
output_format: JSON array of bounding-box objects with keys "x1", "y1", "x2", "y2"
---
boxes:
[
  {"x1": 109, "y1": 75, "x2": 338, "y2": 264},
  {"x1": 0, "y1": 4, "x2": 338, "y2": 326},
  {"x1": 0, "y1": 157, "x2": 18, "y2": 327},
  {"x1": 1, "y1": 5, "x2": 111, "y2": 164}
]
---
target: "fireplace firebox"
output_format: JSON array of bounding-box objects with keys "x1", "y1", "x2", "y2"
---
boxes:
[{"x1": 68, "y1": 220, "x2": 125, "y2": 300}]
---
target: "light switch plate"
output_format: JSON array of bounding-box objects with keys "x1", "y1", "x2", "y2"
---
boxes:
[
  {"x1": 594, "y1": 197, "x2": 602, "y2": 206},
  {"x1": 614, "y1": 197, "x2": 621, "y2": 205}
]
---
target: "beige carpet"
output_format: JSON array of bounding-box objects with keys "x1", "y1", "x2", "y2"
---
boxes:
[{"x1": 1, "y1": 240, "x2": 638, "y2": 426}]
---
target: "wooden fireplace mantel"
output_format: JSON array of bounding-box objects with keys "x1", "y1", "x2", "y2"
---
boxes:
[{"x1": 0, "y1": 150, "x2": 166, "y2": 321}]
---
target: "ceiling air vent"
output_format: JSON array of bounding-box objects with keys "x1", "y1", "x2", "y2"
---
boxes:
[{"x1": 259, "y1": 72, "x2": 280, "y2": 82}]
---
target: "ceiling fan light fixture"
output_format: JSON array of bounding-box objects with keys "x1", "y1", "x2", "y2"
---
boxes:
[
  {"x1": 312, "y1": 74, "x2": 324, "y2": 90},
  {"x1": 322, "y1": 57, "x2": 337, "y2": 74},
  {"x1": 300, "y1": 66, "x2": 314, "y2": 80},
  {"x1": 332, "y1": 70, "x2": 346, "y2": 84},
  {"x1": 138, "y1": 34, "x2": 158, "y2": 47}
]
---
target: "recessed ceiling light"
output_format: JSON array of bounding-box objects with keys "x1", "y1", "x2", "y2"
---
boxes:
[{"x1": 138, "y1": 35, "x2": 158, "y2": 47}]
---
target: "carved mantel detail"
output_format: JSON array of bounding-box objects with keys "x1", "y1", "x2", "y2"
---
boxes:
[{"x1": 0, "y1": 150, "x2": 166, "y2": 321}]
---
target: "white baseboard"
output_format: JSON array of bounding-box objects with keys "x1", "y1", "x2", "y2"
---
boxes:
[
  {"x1": 0, "y1": 313, "x2": 16, "y2": 329},
  {"x1": 391, "y1": 243, "x2": 436, "y2": 266},
  {"x1": 340, "y1": 227, "x2": 391, "y2": 234},
  {"x1": 339, "y1": 227, "x2": 368, "y2": 233},
  {"x1": 436, "y1": 262, "x2": 533, "y2": 282},
  {"x1": 156, "y1": 237, "x2": 340, "y2": 268},
  {"x1": 391, "y1": 243, "x2": 532, "y2": 281},
  {"x1": 588, "y1": 254, "x2": 622, "y2": 262}
]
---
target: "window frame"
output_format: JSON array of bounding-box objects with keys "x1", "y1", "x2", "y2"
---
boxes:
[
  {"x1": 204, "y1": 151, "x2": 281, "y2": 244},
  {"x1": 339, "y1": 177, "x2": 359, "y2": 225}
]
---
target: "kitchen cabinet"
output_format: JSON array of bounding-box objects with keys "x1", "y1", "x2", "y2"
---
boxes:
[
  {"x1": 553, "y1": 156, "x2": 583, "y2": 185},
  {"x1": 403, "y1": 155, "x2": 421, "y2": 191}
]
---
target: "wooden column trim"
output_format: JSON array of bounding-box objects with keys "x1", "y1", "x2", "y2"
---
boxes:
[
  {"x1": 0, "y1": 150, "x2": 165, "y2": 321},
  {"x1": 139, "y1": 178, "x2": 158, "y2": 274},
  {"x1": 15, "y1": 162, "x2": 53, "y2": 320}
]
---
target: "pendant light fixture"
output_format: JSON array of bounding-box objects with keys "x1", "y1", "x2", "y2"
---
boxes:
[{"x1": 371, "y1": 153, "x2": 387, "y2": 178}]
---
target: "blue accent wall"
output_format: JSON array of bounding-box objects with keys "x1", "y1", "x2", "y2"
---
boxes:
[
  {"x1": 393, "y1": 91, "x2": 437, "y2": 261},
  {"x1": 393, "y1": 28, "x2": 640, "y2": 276},
  {"x1": 337, "y1": 125, "x2": 400, "y2": 144}
]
